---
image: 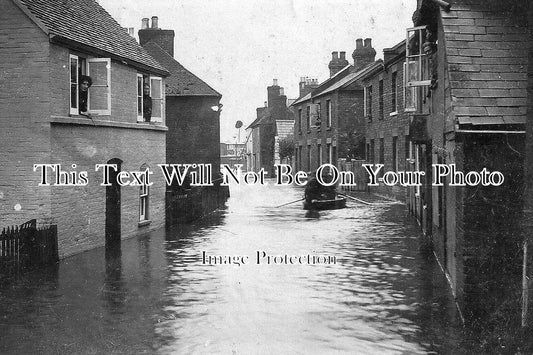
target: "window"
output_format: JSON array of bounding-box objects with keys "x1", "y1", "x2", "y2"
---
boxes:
[
  {"x1": 364, "y1": 86, "x2": 372, "y2": 120},
  {"x1": 405, "y1": 26, "x2": 431, "y2": 87},
  {"x1": 87, "y1": 58, "x2": 111, "y2": 115},
  {"x1": 298, "y1": 109, "x2": 302, "y2": 133},
  {"x1": 307, "y1": 145, "x2": 311, "y2": 170},
  {"x1": 403, "y1": 63, "x2": 417, "y2": 112},
  {"x1": 70, "y1": 55, "x2": 79, "y2": 115},
  {"x1": 391, "y1": 72, "x2": 397, "y2": 113},
  {"x1": 326, "y1": 100, "x2": 331, "y2": 127},
  {"x1": 370, "y1": 139, "x2": 375, "y2": 164},
  {"x1": 70, "y1": 55, "x2": 110, "y2": 115},
  {"x1": 317, "y1": 144, "x2": 322, "y2": 166},
  {"x1": 317, "y1": 103, "x2": 321, "y2": 127},
  {"x1": 392, "y1": 136, "x2": 398, "y2": 172},
  {"x1": 379, "y1": 138, "x2": 384, "y2": 176},
  {"x1": 139, "y1": 167, "x2": 149, "y2": 221},
  {"x1": 378, "y1": 80, "x2": 384, "y2": 119},
  {"x1": 306, "y1": 106, "x2": 311, "y2": 131},
  {"x1": 150, "y1": 76, "x2": 163, "y2": 122},
  {"x1": 327, "y1": 144, "x2": 332, "y2": 164}
]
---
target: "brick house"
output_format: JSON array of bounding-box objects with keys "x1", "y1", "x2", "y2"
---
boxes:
[
  {"x1": 0, "y1": 0, "x2": 169, "y2": 258},
  {"x1": 140, "y1": 19, "x2": 222, "y2": 173},
  {"x1": 361, "y1": 40, "x2": 410, "y2": 202},
  {"x1": 407, "y1": 0, "x2": 529, "y2": 325},
  {"x1": 247, "y1": 80, "x2": 294, "y2": 175},
  {"x1": 291, "y1": 40, "x2": 381, "y2": 173},
  {"x1": 139, "y1": 18, "x2": 227, "y2": 223}
]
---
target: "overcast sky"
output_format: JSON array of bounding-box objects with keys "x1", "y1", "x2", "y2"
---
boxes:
[{"x1": 99, "y1": 0, "x2": 414, "y2": 142}]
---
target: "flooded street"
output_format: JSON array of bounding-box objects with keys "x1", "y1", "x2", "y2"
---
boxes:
[{"x1": 0, "y1": 182, "x2": 466, "y2": 354}]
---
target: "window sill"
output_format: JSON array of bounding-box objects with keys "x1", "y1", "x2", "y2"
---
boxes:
[
  {"x1": 51, "y1": 116, "x2": 168, "y2": 131},
  {"x1": 390, "y1": 111, "x2": 398, "y2": 117},
  {"x1": 138, "y1": 219, "x2": 151, "y2": 227}
]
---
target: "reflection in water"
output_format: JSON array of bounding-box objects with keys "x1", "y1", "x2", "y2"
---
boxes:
[{"x1": 0, "y1": 182, "x2": 511, "y2": 353}]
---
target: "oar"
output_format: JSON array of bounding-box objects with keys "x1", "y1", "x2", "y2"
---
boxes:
[
  {"x1": 275, "y1": 198, "x2": 305, "y2": 208},
  {"x1": 338, "y1": 193, "x2": 372, "y2": 205}
]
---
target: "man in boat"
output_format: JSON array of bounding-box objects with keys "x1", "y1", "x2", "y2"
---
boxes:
[{"x1": 304, "y1": 171, "x2": 337, "y2": 204}]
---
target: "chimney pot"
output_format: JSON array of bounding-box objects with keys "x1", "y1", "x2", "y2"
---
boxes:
[
  {"x1": 340, "y1": 51, "x2": 346, "y2": 60},
  {"x1": 364, "y1": 38, "x2": 372, "y2": 47},
  {"x1": 356, "y1": 38, "x2": 363, "y2": 49},
  {"x1": 280, "y1": 88, "x2": 284, "y2": 96},
  {"x1": 141, "y1": 18, "x2": 149, "y2": 29},
  {"x1": 273, "y1": 79, "x2": 278, "y2": 86},
  {"x1": 332, "y1": 51, "x2": 338, "y2": 60},
  {"x1": 151, "y1": 16, "x2": 159, "y2": 29},
  {"x1": 264, "y1": 101, "x2": 267, "y2": 107}
]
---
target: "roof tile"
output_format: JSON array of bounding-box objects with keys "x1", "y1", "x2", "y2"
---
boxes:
[
  {"x1": 142, "y1": 42, "x2": 220, "y2": 97},
  {"x1": 18, "y1": 0, "x2": 167, "y2": 73}
]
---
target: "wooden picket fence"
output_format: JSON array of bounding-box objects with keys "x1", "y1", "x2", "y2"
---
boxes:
[{"x1": 0, "y1": 219, "x2": 58, "y2": 283}]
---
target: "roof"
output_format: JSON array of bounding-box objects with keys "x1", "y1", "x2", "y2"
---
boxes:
[
  {"x1": 143, "y1": 42, "x2": 221, "y2": 97},
  {"x1": 275, "y1": 120, "x2": 294, "y2": 138},
  {"x1": 314, "y1": 60, "x2": 383, "y2": 97},
  {"x1": 291, "y1": 60, "x2": 384, "y2": 106},
  {"x1": 442, "y1": 0, "x2": 528, "y2": 126},
  {"x1": 247, "y1": 107, "x2": 294, "y2": 129},
  {"x1": 15, "y1": 0, "x2": 167, "y2": 74}
]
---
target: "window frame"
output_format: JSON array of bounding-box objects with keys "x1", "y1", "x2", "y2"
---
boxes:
[
  {"x1": 326, "y1": 99, "x2": 331, "y2": 128},
  {"x1": 87, "y1": 57, "x2": 111, "y2": 115},
  {"x1": 406, "y1": 26, "x2": 432, "y2": 87},
  {"x1": 69, "y1": 54, "x2": 79, "y2": 115},
  {"x1": 364, "y1": 85, "x2": 373, "y2": 120},
  {"x1": 391, "y1": 71, "x2": 398, "y2": 113},
  {"x1": 403, "y1": 62, "x2": 418, "y2": 112},
  {"x1": 139, "y1": 183, "x2": 149, "y2": 221},
  {"x1": 378, "y1": 79, "x2": 384, "y2": 120},
  {"x1": 137, "y1": 73, "x2": 144, "y2": 122},
  {"x1": 149, "y1": 76, "x2": 164, "y2": 123}
]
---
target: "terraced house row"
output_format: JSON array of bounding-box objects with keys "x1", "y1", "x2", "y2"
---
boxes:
[{"x1": 288, "y1": 0, "x2": 533, "y2": 328}]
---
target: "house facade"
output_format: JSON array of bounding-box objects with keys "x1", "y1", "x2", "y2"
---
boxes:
[
  {"x1": 407, "y1": 0, "x2": 529, "y2": 326},
  {"x1": 361, "y1": 41, "x2": 411, "y2": 202},
  {"x1": 0, "y1": 0, "x2": 169, "y2": 258},
  {"x1": 140, "y1": 18, "x2": 227, "y2": 224},
  {"x1": 247, "y1": 80, "x2": 294, "y2": 175},
  {"x1": 292, "y1": 40, "x2": 380, "y2": 173}
]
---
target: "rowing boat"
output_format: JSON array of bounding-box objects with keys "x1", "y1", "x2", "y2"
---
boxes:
[{"x1": 303, "y1": 196, "x2": 347, "y2": 210}]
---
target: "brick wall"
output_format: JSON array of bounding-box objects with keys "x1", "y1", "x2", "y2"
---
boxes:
[
  {"x1": 364, "y1": 60, "x2": 410, "y2": 200},
  {"x1": 50, "y1": 124, "x2": 166, "y2": 258},
  {"x1": 0, "y1": 0, "x2": 52, "y2": 226},
  {"x1": 49, "y1": 44, "x2": 155, "y2": 125},
  {"x1": 166, "y1": 96, "x2": 221, "y2": 173}
]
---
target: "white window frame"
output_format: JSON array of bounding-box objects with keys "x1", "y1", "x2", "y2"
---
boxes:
[
  {"x1": 403, "y1": 62, "x2": 418, "y2": 112},
  {"x1": 139, "y1": 183, "x2": 149, "y2": 221},
  {"x1": 137, "y1": 73, "x2": 144, "y2": 122},
  {"x1": 87, "y1": 58, "x2": 111, "y2": 115},
  {"x1": 69, "y1": 54, "x2": 79, "y2": 115},
  {"x1": 318, "y1": 144, "x2": 323, "y2": 166},
  {"x1": 150, "y1": 76, "x2": 164, "y2": 123},
  {"x1": 406, "y1": 26, "x2": 431, "y2": 87}
]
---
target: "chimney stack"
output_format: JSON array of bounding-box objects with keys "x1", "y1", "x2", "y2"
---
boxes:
[
  {"x1": 328, "y1": 50, "x2": 349, "y2": 77},
  {"x1": 141, "y1": 18, "x2": 149, "y2": 29},
  {"x1": 352, "y1": 37, "x2": 376, "y2": 71},
  {"x1": 138, "y1": 16, "x2": 176, "y2": 57},
  {"x1": 299, "y1": 77, "x2": 319, "y2": 97},
  {"x1": 151, "y1": 16, "x2": 159, "y2": 29},
  {"x1": 267, "y1": 79, "x2": 281, "y2": 108}
]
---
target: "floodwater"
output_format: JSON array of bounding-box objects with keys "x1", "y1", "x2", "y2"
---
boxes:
[{"x1": 0, "y1": 182, "x2": 470, "y2": 354}]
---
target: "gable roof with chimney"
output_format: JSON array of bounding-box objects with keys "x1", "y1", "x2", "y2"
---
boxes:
[
  {"x1": 13, "y1": 0, "x2": 168, "y2": 75},
  {"x1": 142, "y1": 41, "x2": 221, "y2": 97},
  {"x1": 435, "y1": 0, "x2": 529, "y2": 128}
]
